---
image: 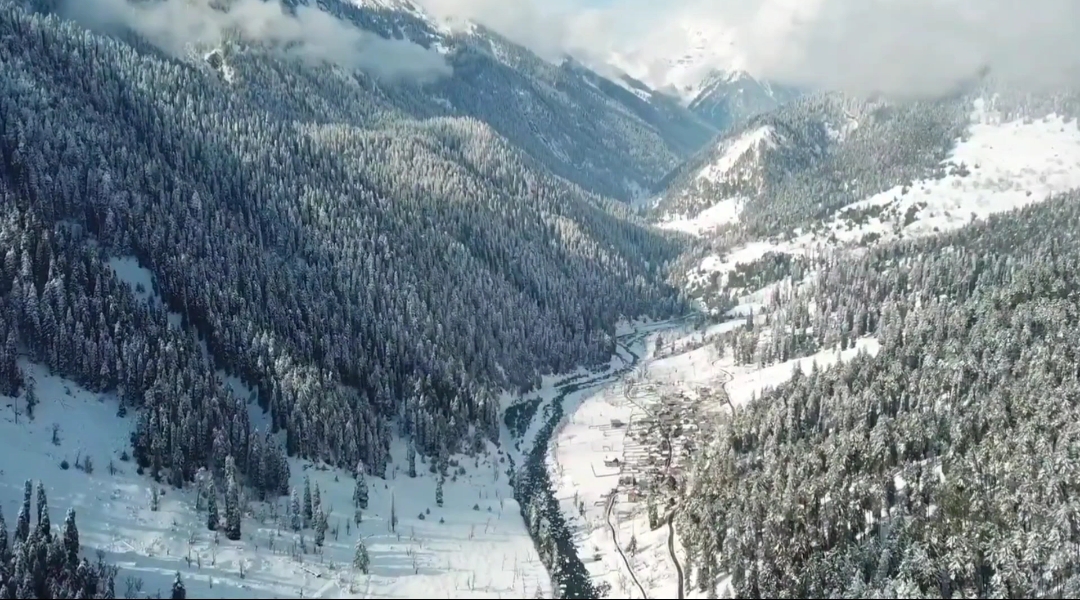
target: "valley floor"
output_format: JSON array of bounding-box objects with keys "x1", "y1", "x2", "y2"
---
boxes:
[{"x1": 533, "y1": 314, "x2": 878, "y2": 598}]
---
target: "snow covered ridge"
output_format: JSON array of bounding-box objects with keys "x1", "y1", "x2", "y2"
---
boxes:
[
  {"x1": 1, "y1": 360, "x2": 550, "y2": 599},
  {"x1": 687, "y1": 98, "x2": 1080, "y2": 284},
  {"x1": 694, "y1": 125, "x2": 776, "y2": 185}
]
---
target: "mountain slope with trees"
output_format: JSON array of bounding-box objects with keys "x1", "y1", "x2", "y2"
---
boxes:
[{"x1": 0, "y1": 0, "x2": 687, "y2": 499}]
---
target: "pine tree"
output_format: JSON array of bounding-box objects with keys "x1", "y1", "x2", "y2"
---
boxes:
[
  {"x1": 437, "y1": 442, "x2": 449, "y2": 477},
  {"x1": 390, "y1": 493, "x2": 398, "y2": 533},
  {"x1": 435, "y1": 477, "x2": 444, "y2": 507},
  {"x1": 11, "y1": 546, "x2": 32, "y2": 599},
  {"x1": 353, "y1": 462, "x2": 368, "y2": 509},
  {"x1": 35, "y1": 481, "x2": 50, "y2": 541},
  {"x1": 407, "y1": 444, "x2": 417, "y2": 478},
  {"x1": 62, "y1": 508, "x2": 79, "y2": 567},
  {"x1": 206, "y1": 484, "x2": 219, "y2": 531},
  {"x1": 354, "y1": 506, "x2": 363, "y2": 525},
  {"x1": 313, "y1": 482, "x2": 321, "y2": 517},
  {"x1": 627, "y1": 534, "x2": 637, "y2": 556},
  {"x1": 171, "y1": 571, "x2": 186, "y2": 600},
  {"x1": 303, "y1": 476, "x2": 313, "y2": 527},
  {"x1": 290, "y1": 488, "x2": 302, "y2": 531},
  {"x1": 15, "y1": 480, "x2": 30, "y2": 543},
  {"x1": 314, "y1": 510, "x2": 327, "y2": 547},
  {"x1": 353, "y1": 537, "x2": 370, "y2": 574},
  {"x1": 23, "y1": 377, "x2": 36, "y2": 421},
  {"x1": 0, "y1": 505, "x2": 9, "y2": 566},
  {"x1": 225, "y1": 457, "x2": 242, "y2": 541}
]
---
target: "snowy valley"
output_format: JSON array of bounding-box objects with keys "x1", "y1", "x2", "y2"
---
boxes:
[{"x1": 4, "y1": 0, "x2": 1080, "y2": 598}]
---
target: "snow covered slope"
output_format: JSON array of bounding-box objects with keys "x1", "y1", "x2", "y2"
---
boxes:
[
  {"x1": 683, "y1": 97, "x2": 1080, "y2": 290},
  {"x1": 653, "y1": 111, "x2": 830, "y2": 226},
  {"x1": 656, "y1": 197, "x2": 744, "y2": 236},
  {"x1": 0, "y1": 361, "x2": 550, "y2": 599}
]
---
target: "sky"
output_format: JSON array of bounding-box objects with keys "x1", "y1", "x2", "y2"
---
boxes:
[{"x1": 417, "y1": 0, "x2": 1080, "y2": 98}]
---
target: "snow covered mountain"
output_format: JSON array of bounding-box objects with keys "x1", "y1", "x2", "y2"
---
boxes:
[
  {"x1": 687, "y1": 69, "x2": 801, "y2": 132},
  {"x1": 652, "y1": 98, "x2": 841, "y2": 229},
  {"x1": 605, "y1": 18, "x2": 741, "y2": 103},
  {"x1": 0, "y1": 0, "x2": 699, "y2": 596},
  {"x1": 657, "y1": 86, "x2": 1080, "y2": 305},
  {"x1": 600, "y1": 17, "x2": 799, "y2": 136},
  {"x1": 209, "y1": 0, "x2": 714, "y2": 201}
]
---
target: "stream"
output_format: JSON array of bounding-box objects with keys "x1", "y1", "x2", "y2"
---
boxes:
[{"x1": 508, "y1": 324, "x2": 667, "y2": 598}]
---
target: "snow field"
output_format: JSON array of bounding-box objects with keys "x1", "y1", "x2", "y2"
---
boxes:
[
  {"x1": 657, "y1": 197, "x2": 745, "y2": 236},
  {"x1": 3, "y1": 280, "x2": 549, "y2": 600},
  {"x1": 0, "y1": 360, "x2": 551, "y2": 599}
]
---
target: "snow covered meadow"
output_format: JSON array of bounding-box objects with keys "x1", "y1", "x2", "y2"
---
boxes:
[
  {"x1": 0, "y1": 358, "x2": 550, "y2": 599},
  {"x1": 0, "y1": 254, "x2": 550, "y2": 599}
]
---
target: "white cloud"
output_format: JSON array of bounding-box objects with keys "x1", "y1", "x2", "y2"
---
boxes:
[
  {"x1": 417, "y1": 0, "x2": 1080, "y2": 98},
  {"x1": 760, "y1": 0, "x2": 1080, "y2": 97},
  {"x1": 63, "y1": 0, "x2": 451, "y2": 82}
]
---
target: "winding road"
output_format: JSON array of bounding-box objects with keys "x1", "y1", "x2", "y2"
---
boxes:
[
  {"x1": 605, "y1": 490, "x2": 648, "y2": 599},
  {"x1": 667, "y1": 515, "x2": 684, "y2": 599}
]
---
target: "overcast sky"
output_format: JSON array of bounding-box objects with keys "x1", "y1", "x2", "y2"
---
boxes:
[{"x1": 417, "y1": 0, "x2": 1080, "y2": 98}]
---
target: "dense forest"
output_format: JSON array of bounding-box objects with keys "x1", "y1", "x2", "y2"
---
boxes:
[
  {"x1": 0, "y1": 0, "x2": 685, "y2": 500},
  {"x1": 678, "y1": 188, "x2": 1080, "y2": 597}
]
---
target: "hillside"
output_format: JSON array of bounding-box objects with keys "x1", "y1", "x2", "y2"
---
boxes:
[
  {"x1": 631, "y1": 84, "x2": 1080, "y2": 597},
  {"x1": 304, "y1": 0, "x2": 714, "y2": 200}
]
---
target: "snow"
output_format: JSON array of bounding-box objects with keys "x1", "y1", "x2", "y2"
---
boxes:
[
  {"x1": 830, "y1": 98, "x2": 1080, "y2": 241},
  {"x1": 695, "y1": 126, "x2": 774, "y2": 184},
  {"x1": 604, "y1": 18, "x2": 743, "y2": 103},
  {"x1": 349, "y1": 0, "x2": 428, "y2": 19},
  {"x1": 107, "y1": 257, "x2": 155, "y2": 305},
  {"x1": 657, "y1": 197, "x2": 744, "y2": 235},
  {"x1": 107, "y1": 255, "x2": 183, "y2": 330},
  {"x1": 0, "y1": 359, "x2": 551, "y2": 599},
  {"x1": 721, "y1": 337, "x2": 880, "y2": 407}
]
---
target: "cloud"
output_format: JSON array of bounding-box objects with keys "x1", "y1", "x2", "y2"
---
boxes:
[
  {"x1": 417, "y1": 0, "x2": 1080, "y2": 98},
  {"x1": 61, "y1": 0, "x2": 451, "y2": 82},
  {"x1": 751, "y1": 0, "x2": 1080, "y2": 98},
  {"x1": 417, "y1": 0, "x2": 577, "y2": 61}
]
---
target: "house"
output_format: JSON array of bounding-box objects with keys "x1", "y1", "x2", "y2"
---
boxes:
[{"x1": 603, "y1": 456, "x2": 621, "y2": 468}]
